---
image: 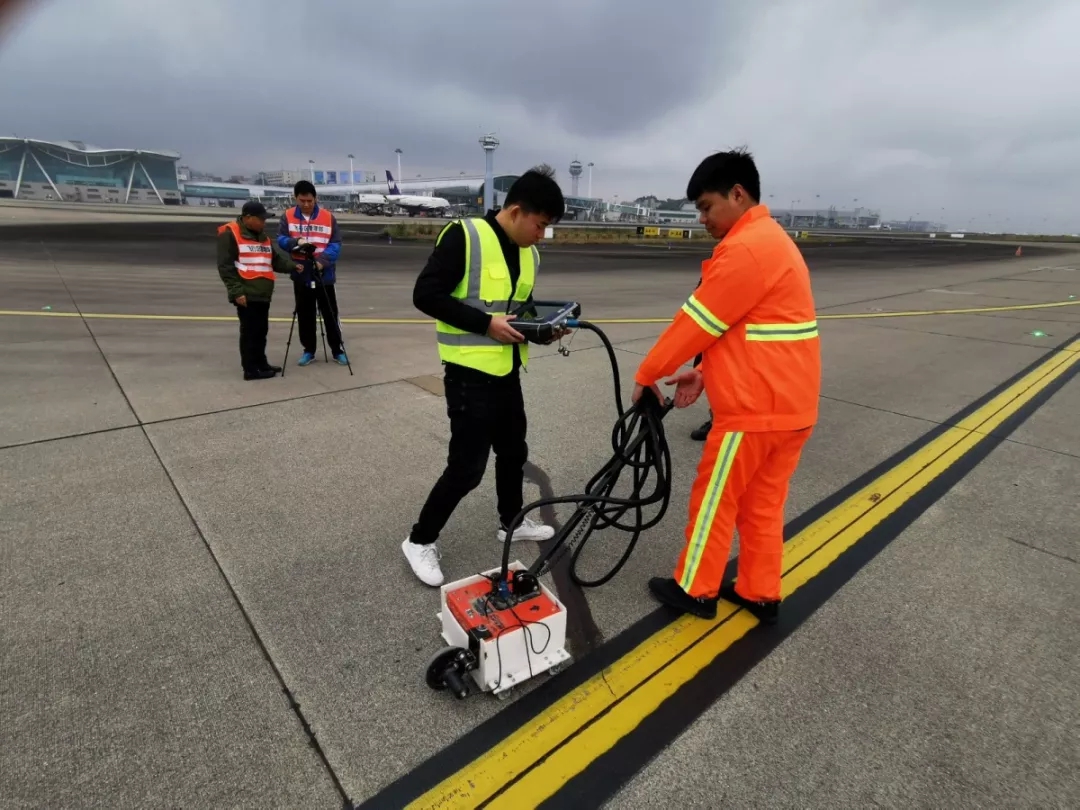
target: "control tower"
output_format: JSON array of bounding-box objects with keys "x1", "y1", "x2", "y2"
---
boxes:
[
  {"x1": 569, "y1": 159, "x2": 583, "y2": 197},
  {"x1": 480, "y1": 134, "x2": 499, "y2": 212}
]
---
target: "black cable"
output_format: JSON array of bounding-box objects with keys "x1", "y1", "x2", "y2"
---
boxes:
[{"x1": 497, "y1": 319, "x2": 675, "y2": 591}]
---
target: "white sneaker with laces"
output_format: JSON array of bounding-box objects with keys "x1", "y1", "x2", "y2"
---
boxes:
[
  {"x1": 497, "y1": 516, "x2": 556, "y2": 543},
  {"x1": 402, "y1": 536, "x2": 444, "y2": 586}
]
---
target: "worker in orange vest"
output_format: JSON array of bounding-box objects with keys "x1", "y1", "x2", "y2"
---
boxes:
[
  {"x1": 278, "y1": 180, "x2": 347, "y2": 366},
  {"x1": 217, "y1": 201, "x2": 302, "y2": 380},
  {"x1": 632, "y1": 148, "x2": 821, "y2": 625}
]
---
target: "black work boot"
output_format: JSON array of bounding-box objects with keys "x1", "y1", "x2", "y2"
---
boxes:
[
  {"x1": 719, "y1": 582, "x2": 779, "y2": 626},
  {"x1": 648, "y1": 577, "x2": 718, "y2": 619},
  {"x1": 244, "y1": 368, "x2": 277, "y2": 381},
  {"x1": 690, "y1": 419, "x2": 712, "y2": 441}
]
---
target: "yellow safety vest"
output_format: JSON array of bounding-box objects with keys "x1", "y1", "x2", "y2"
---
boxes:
[{"x1": 435, "y1": 217, "x2": 538, "y2": 376}]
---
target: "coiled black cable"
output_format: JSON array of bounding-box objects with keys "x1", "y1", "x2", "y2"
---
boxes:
[{"x1": 497, "y1": 319, "x2": 675, "y2": 589}]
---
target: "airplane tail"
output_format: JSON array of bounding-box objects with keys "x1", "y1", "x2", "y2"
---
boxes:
[{"x1": 385, "y1": 170, "x2": 401, "y2": 195}]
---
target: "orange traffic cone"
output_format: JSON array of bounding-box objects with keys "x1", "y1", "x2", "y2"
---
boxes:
[{"x1": 1015, "y1": 246, "x2": 1022, "y2": 257}]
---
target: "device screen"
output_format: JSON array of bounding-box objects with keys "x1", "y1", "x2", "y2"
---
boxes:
[{"x1": 516, "y1": 303, "x2": 569, "y2": 322}]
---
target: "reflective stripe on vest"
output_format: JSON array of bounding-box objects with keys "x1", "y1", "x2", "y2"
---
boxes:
[
  {"x1": 223, "y1": 221, "x2": 276, "y2": 281},
  {"x1": 434, "y1": 218, "x2": 537, "y2": 375},
  {"x1": 682, "y1": 291, "x2": 819, "y2": 343},
  {"x1": 285, "y1": 207, "x2": 333, "y2": 261},
  {"x1": 745, "y1": 320, "x2": 819, "y2": 341}
]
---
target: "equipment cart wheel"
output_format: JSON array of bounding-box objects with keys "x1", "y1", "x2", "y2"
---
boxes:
[{"x1": 425, "y1": 647, "x2": 473, "y2": 700}]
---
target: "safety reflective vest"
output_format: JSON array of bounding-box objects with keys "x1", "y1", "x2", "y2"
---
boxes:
[
  {"x1": 284, "y1": 206, "x2": 334, "y2": 262},
  {"x1": 435, "y1": 217, "x2": 537, "y2": 376},
  {"x1": 219, "y1": 221, "x2": 275, "y2": 281}
]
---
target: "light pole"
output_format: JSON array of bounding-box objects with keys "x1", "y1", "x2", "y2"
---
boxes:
[
  {"x1": 348, "y1": 153, "x2": 354, "y2": 184},
  {"x1": 394, "y1": 148, "x2": 402, "y2": 183},
  {"x1": 587, "y1": 162, "x2": 594, "y2": 198},
  {"x1": 480, "y1": 134, "x2": 499, "y2": 212},
  {"x1": 309, "y1": 159, "x2": 315, "y2": 183}
]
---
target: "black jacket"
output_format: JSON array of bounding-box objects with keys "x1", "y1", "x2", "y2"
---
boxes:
[{"x1": 412, "y1": 210, "x2": 534, "y2": 379}]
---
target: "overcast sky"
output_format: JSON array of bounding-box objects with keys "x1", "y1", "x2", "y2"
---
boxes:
[{"x1": 1, "y1": 0, "x2": 1078, "y2": 231}]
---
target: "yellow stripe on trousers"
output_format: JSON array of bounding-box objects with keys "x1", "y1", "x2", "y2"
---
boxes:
[{"x1": 680, "y1": 431, "x2": 743, "y2": 592}]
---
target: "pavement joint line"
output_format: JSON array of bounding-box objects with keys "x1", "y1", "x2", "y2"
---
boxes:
[
  {"x1": 2, "y1": 299, "x2": 1080, "y2": 326},
  {"x1": 4, "y1": 332, "x2": 1074, "y2": 457},
  {"x1": 812, "y1": 261, "x2": 1073, "y2": 313},
  {"x1": 358, "y1": 332, "x2": 1080, "y2": 810},
  {"x1": 1006, "y1": 536, "x2": 1080, "y2": 565},
  {"x1": 0, "y1": 338, "x2": 638, "y2": 453}
]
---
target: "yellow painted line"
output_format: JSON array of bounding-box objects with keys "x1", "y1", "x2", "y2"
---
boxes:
[
  {"x1": 0, "y1": 309, "x2": 429, "y2": 325},
  {"x1": 405, "y1": 337, "x2": 1080, "y2": 809},
  {"x1": 1, "y1": 299, "x2": 1078, "y2": 325}
]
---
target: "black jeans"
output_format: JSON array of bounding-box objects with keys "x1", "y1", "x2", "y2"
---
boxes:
[
  {"x1": 410, "y1": 366, "x2": 528, "y2": 544},
  {"x1": 234, "y1": 300, "x2": 270, "y2": 372},
  {"x1": 293, "y1": 277, "x2": 343, "y2": 356}
]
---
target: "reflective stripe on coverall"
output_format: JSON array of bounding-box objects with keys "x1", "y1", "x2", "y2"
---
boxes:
[{"x1": 635, "y1": 204, "x2": 822, "y2": 603}]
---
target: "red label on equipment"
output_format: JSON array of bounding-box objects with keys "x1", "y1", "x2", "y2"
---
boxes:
[{"x1": 446, "y1": 577, "x2": 561, "y2": 637}]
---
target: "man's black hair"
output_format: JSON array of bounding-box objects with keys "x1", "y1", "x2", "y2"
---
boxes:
[
  {"x1": 293, "y1": 179, "x2": 317, "y2": 197},
  {"x1": 503, "y1": 163, "x2": 565, "y2": 222},
  {"x1": 686, "y1": 147, "x2": 760, "y2": 203}
]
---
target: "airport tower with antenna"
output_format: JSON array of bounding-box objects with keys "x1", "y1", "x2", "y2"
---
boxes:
[
  {"x1": 569, "y1": 159, "x2": 583, "y2": 196},
  {"x1": 480, "y1": 134, "x2": 499, "y2": 212}
]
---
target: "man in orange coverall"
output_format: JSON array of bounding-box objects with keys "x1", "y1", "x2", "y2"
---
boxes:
[{"x1": 632, "y1": 148, "x2": 821, "y2": 625}]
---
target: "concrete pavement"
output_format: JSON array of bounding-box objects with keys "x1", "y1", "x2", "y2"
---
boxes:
[{"x1": 1, "y1": 220, "x2": 1077, "y2": 808}]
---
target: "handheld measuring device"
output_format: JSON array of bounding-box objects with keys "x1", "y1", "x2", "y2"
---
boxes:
[{"x1": 509, "y1": 299, "x2": 581, "y2": 343}]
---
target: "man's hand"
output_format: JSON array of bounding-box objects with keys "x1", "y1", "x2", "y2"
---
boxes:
[
  {"x1": 487, "y1": 315, "x2": 525, "y2": 344},
  {"x1": 235, "y1": 295, "x2": 247, "y2": 307},
  {"x1": 541, "y1": 326, "x2": 571, "y2": 345},
  {"x1": 631, "y1": 381, "x2": 664, "y2": 405},
  {"x1": 663, "y1": 368, "x2": 704, "y2": 408},
  {"x1": 315, "y1": 260, "x2": 325, "y2": 271},
  {"x1": 294, "y1": 263, "x2": 304, "y2": 273}
]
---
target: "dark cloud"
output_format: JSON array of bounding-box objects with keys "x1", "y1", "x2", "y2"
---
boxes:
[
  {"x1": 0, "y1": 0, "x2": 1078, "y2": 232},
  {"x1": 316, "y1": 0, "x2": 739, "y2": 138}
]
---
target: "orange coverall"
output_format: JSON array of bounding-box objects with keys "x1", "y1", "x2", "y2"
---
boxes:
[{"x1": 635, "y1": 204, "x2": 821, "y2": 603}]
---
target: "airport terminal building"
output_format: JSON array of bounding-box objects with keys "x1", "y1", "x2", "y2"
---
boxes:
[{"x1": 0, "y1": 138, "x2": 182, "y2": 205}]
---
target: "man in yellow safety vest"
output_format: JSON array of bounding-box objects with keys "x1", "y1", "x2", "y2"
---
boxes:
[{"x1": 402, "y1": 166, "x2": 566, "y2": 586}]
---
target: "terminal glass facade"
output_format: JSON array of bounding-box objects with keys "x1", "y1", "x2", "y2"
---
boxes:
[{"x1": 0, "y1": 139, "x2": 181, "y2": 204}]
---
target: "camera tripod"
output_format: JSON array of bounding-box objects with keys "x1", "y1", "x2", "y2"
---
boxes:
[{"x1": 281, "y1": 249, "x2": 354, "y2": 377}]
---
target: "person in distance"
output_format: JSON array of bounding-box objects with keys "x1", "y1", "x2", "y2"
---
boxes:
[
  {"x1": 216, "y1": 200, "x2": 302, "y2": 380},
  {"x1": 632, "y1": 147, "x2": 821, "y2": 625},
  {"x1": 277, "y1": 180, "x2": 348, "y2": 367},
  {"x1": 402, "y1": 165, "x2": 567, "y2": 587}
]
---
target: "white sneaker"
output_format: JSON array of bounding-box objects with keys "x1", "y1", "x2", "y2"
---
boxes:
[
  {"x1": 497, "y1": 516, "x2": 556, "y2": 543},
  {"x1": 402, "y1": 536, "x2": 444, "y2": 586}
]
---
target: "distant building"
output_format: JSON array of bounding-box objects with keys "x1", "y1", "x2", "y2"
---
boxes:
[
  {"x1": 762, "y1": 207, "x2": 882, "y2": 229},
  {"x1": 0, "y1": 137, "x2": 181, "y2": 204},
  {"x1": 262, "y1": 170, "x2": 304, "y2": 187}
]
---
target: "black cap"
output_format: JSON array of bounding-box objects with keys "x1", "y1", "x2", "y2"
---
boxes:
[{"x1": 242, "y1": 200, "x2": 268, "y2": 219}]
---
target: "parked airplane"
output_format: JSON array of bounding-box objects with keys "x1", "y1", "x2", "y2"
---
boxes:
[{"x1": 383, "y1": 171, "x2": 452, "y2": 216}]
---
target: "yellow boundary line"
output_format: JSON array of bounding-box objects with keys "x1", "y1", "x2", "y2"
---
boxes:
[{"x1": 1, "y1": 299, "x2": 1078, "y2": 325}]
